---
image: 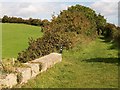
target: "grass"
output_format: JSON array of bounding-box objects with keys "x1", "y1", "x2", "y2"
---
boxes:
[
  {"x1": 22, "y1": 36, "x2": 118, "y2": 88},
  {"x1": 1, "y1": 23, "x2": 118, "y2": 88},
  {"x1": 2, "y1": 23, "x2": 43, "y2": 58}
]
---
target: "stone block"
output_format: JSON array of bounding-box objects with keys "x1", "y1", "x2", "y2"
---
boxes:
[
  {"x1": 30, "y1": 53, "x2": 62, "y2": 72},
  {"x1": 16, "y1": 67, "x2": 31, "y2": 84},
  {"x1": 0, "y1": 73, "x2": 17, "y2": 88},
  {"x1": 24, "y1": 63, "x2": 40, "y2": 78}
]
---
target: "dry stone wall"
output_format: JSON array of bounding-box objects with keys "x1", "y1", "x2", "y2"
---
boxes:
[
  {"x1": 0, "y1": 73, "x2": 17, "y2": 88},
  {"x1": 24, "y1": 63, "x2": 40, "y2": 78},
  {"x1": 0, "y1": 53, "x2": 62, "y2": 89}
]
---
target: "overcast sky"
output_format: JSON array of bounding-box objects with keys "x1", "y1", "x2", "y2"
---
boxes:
[{"x1": 0, "y1": 0, "x2": 119, "y2": 25}]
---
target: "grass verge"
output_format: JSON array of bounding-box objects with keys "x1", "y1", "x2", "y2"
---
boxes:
[{"x1": 22, "y1": 37, "x2": 118, "y2": 88}]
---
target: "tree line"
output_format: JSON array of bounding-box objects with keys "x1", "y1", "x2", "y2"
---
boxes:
[{"x1": 2, "y1": 15, "x2": 50, "y2": 28}]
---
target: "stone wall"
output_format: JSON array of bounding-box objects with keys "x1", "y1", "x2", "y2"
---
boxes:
[{"x1": 0, "y1": 53, "x2": 62, "y2": 89}]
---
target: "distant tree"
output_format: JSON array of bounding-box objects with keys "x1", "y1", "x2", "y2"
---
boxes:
[
  {"x1": 2, "y1": 15, "x2": 48, "y2": 27},
  {"x1": 28, "y1": 18, "x2": 33, "y2": 25},
  {"x1": 17, "y1": 18, "x2": 24, "y2": 23},
  {"x1": 30, "y1": 19, "x2": 42, "y2": 26},
  {"x1": 9, "y1": 17, "x2": 17, "y2": 23},
  {"x1": 42, "y1": 19, "x2": 50, "y2": 26},
  {"x1": 2, "y1": 15, "x2": 9, "y2": 23}
]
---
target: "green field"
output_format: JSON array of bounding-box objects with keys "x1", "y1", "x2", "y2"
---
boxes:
[
  {"x1": 2, "y1": 23, "x2": 118, "y2": 88},
  {"x1": 22, "y1": 37, "x2": 118, "y2": 88},
  {"x1": 2, "y1": 23, "x2": 43, "y2": 58}
]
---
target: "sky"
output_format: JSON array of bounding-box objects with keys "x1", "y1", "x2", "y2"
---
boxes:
[{"x1": 0, "y1": 0, "x2": 119, "y2": 25}]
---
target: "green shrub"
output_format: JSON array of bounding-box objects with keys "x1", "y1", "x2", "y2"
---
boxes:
[{"x1": 17, "y1": 4, "x2": 105, "y2": 63}]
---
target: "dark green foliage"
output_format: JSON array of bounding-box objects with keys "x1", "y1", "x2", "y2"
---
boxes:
[
  {"x1": 2, "y1": 15, "x2": 49, "y2": 27},
  {"x1": 17, "y1": 4, "x2": 108, "y2": 63},
  {"x1": 103, "y1": 23, "x2": 120, "y2": 47},
  {"x1": 103, "y1": 23, "x2": 114, "y2": 38},
  {"x1": 104, "y1": 23, "x2": 117, "y2": 38},
  {"x1": 96, "y1": 14, "x2": 107, "y2": 35},
  {"x1": 2, "y1": 15, "x2": 9, "y2": 23}
]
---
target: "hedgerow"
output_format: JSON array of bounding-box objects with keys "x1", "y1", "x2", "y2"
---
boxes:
[
  {"x1": 17, "y1": 4, "x2": 107, "y2": 63},
  {"x1": 103, "y1": 23, "x2": 120, "y2": 46},
  {"x1": 2, "y1": 15, "x2": 50, "y2": 27}
]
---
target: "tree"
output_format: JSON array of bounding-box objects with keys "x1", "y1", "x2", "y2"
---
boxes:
[
  {"x1": 2, "y1": 15, "x2": 9, "y2": 23},
  {"x1": 42, "y1": 19, "x2": 50, "y2": 26}
]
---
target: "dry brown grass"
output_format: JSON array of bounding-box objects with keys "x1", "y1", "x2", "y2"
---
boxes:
[{"x1": 1, "y1": 58, "x2": 29, "y2": 74}]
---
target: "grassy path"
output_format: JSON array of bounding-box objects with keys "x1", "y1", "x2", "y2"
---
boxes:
[{"x1": 22, "y1": 37, "x2": 118, "y2": 88}]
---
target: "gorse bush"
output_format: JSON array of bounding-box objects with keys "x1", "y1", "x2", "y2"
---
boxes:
[
  {"x1": 17, "y1": 4, "x2": 107, "y2": 63},
  {"x1": 18, "y1": 32, "x2": 75, "y2": 63}
]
